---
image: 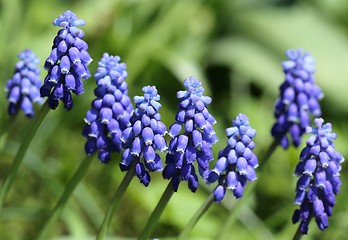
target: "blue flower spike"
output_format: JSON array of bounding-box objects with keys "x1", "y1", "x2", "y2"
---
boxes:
[
  {"x1": 207, "y1": 113, "x2": 258, "y2": 202},
  {"x1": 40, "y1": 10, "x2": 92, "y2": 110},
  {"x1": 5, "y1": 49, "x2": 43, "y2": 117},
  {"x1": 83, "y1": 53, "x2": 133, "y2": 163},
  {"x1": 163, "y1": 76, "x2": 218, "y2": 192},
  {"x1": 120, "y1": 86, "x2": 167, "y2": 186},
  {"x1": 272, "y1": 49, "x2": 323, "y2": 149},
  {"x1": 292, "y1": 118, "x2": 344, "y2": 234}
]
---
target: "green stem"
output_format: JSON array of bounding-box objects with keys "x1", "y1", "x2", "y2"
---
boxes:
[
  {"x1": 96, "y1": 163, "x2": 136, "y2": 240},
  {"x1": 257, "y1": 138, "x2": 280, "y2": 171},
  {"x1": 178, "y1": 192, "x2": 214, "y2": 240},
  {"x1": 138, "y1": 181, "x2": 175, "y2": 240},
  {"x1": 292, "y1": 214, "x2": 312, "y2": 240},
  {"x1": 36, "y1": 153, "x2": 96, "y2": 240},
  {"x1": 292, "y1": 226, "x2": 304, "y2": 240},
  {"x1": 0, "y1": 102, "x2": 50, "y2": 209},
  {"x1": 216, "y1": 138, "x2": 280, "y2": 240}
]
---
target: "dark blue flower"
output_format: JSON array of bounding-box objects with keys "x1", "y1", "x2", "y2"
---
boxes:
[
  {"x1": 5, "y1": 49, "x2": 43, "y2": 117},
  {"x1": 207, "y1": 113, "x2": 258, "y2": 202},
  {"x1": 163, "y1": 76, "x2": 218, "y2": 192},
  {"x1": 120, "y1": 86, "x2": 167, "y2": 186},
  {"x1": 292, "y1": 118, "x2": 344, "y2": 234},
  {"x1": 271, "y1": 49, "x2": 323, "y2": 149},
  {"x1": 40, "y1": 10, "x2": 92, "y2": 110},
  {"x1": 83, "y1": 53, "x2": 133, "y2": 163}
]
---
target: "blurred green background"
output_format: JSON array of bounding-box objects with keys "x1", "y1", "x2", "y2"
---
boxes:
[{"x1": 0, "y1": 0, "x2": 348, "y2": 239}]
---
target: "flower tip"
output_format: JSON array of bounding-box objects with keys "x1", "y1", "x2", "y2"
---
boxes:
[
  {"x1": 286, "y1": 49, "x2": 299, "y2": 59},
  {"x1": 314, "y1": 118, "x2": 324, "y2": 128}
]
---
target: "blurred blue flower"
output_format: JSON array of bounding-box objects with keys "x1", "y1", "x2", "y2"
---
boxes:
[
  {"x1": 292, "y1": 118, "x2": 344, "y2": 234},
  {"x1": 83, "y1": 53, "x2": 133, "y2": 163},
  {"x1": 120, "y1": 86, "x2": 167, "y2": 186},
  {"x1": 271, "y1": 49, "x2": 323, "y2": 149},
  {"x1": 40, "y1": 10, "x2": 92, "y2": 110},
  {"x1": 5, "y1": 49, "x2": 43, "y2": 117},
  {"x1": 207, "y1": 113, "x2": 258, "y2": 202},
  {"x1": 163, "y1": 76, "x2": 218, "y2": 192}
]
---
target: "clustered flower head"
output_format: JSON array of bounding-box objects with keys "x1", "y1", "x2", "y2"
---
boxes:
[
  {"x1": 163, "y1": 77, "x2": 218, "y2": 192},
  {"x1": 120, "y1": 86, "x2": 167, "y2": 186},
  {"x1": 271, "y1": 49, "x2": 323, "y2": 149},
  {"x1": 207, "y1": 113, "x2": 258, "y2": 202},
  {"x1": 40, "y1": 10, "x2": 92, "y2": 110},
  {"x1": 292, "y1": 118, "x2": 344, "y2": 234},
  {"x1": 83, "y1": 53, "x2": 133, "y2": 163},
  {"x1": 5, "y1": 49, "x2": 43, "y2": 117}
]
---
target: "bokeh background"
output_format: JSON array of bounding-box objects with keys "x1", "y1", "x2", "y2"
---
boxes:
[{"x1": 0, "y1": 0, "x2": 348, "y2": 239}]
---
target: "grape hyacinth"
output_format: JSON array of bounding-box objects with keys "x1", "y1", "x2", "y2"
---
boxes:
[
  {"x1": 83, "y1": 53, "x2": 133, "y2": 163},
  {"x1": 5, "y1": 49, "x2": 43, "y2": 117},
  {"x1": 271, "y1": 49, "x2": 323, "y2": 149},
  {"x1": 120, "y1": 86, "x2": 167, "y2": 186},
  {"x1": 207, "y1": 113, "x2": 258, "y2": 202},
  {"x1": 163, "y1": 77, "x2": 218, "y2": 192},
  {"x1": 292, "y1": 118, "x2": 344, "y2": 234},
  {"x1": 40, "y1": 10, "x2": 92, "y2": 110}
]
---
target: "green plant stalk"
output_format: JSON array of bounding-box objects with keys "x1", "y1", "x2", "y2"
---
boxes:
[
  {"x1": 178, "y1": 192, "x2": 214, "y2": 240},
  {"x1": 0, "y1": 102, "x2": 50, "y2": 209},
  {"x1": 292, "y1": 226, "x2": 304, "y2": 240},
  {"x1": 96, "y1": 163, "x2": 136, "y2": 240},
  {"x1": 37, "y1": 153, "x2": 96, "y2": 240},
  {"x1": 292, "y1": 212, "x2": 313, "y2": 240},
  {"x1": 216, "y1": 138, "x2": 280, "y2": 240},
  {"x1": 257, "y1": 138, "x2": 280, "y2": 171},
  {"x1": 138, "y1": 181, "x2": 175, "y2": 240}
]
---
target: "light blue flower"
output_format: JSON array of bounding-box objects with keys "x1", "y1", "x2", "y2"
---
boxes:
[
  {"x1": 40, "y1": 10, "x2": 92, "y2": 110},
  {"x1": 5, "y1": 49, "x2": 43, "y2": 117},
  {"x1": 292, "y1": 118, "x2": 344, "y2": 234}
]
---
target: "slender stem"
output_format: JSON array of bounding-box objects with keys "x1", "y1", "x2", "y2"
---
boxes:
[
  {"x1": 36, "y1": 153, "x2": 96, "y2": 240},
  {"x1": 178, "y1": 192, "x2": 214, "y2": 240},
  {"x1": 292, "y1": 225, "x2": 304, "y2": 240},
  {"x1": 258, "y1": 138, "x2": 280, "y2": 171},
  {"x1": 138, "y1": 181, "x2": 175, "y2": 240},
  {"x1": 96, "y1": 163, "x2": 136, "y2": 240},
  {"x1": 292, "y1": 214, "x2": 312, "y2": 240},
  {"x1": 216, "y1": 138, "x2": 280, "y2": 240},
  {"x1": 0, "y1": 102, "x2": 50, "y2": 209}
]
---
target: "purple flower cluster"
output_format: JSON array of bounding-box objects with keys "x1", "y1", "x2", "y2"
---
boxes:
[
  {"x1": 83, "y1": 53, "x2": 133, "y2": 163},
  {"x1": 163, "y1": 77, "x2": 218, "y2": 192},
  {"x1": 292, "y1": 118, "x2": 344, "y2": 234},
  {"x1": 207, "y1": 113, "x2": 258, "y2": 202},
  {"x1": 5, "y1": 49, "x2": 43, "y2": 117},
  {"x1": 272, "y1": 49, "x2": 323, "y2": 149},
  {"x1": 120, "y1": 86, "x2": 167, "y2": 186},
  {"x1": 40, "y1": 10, "x2": 92, "y2": 110}
]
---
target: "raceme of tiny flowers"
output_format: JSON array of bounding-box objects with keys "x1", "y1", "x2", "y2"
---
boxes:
[
  {"x1": 5, "y1": 49, "x2": 43, "y2": 118},
  {"x1": 120, "y1": 86, "x2": 167, "y2": 186},
  {"x1": 83, "y1": 53, "x2": 133, "y2": 163},
  {"x1": 271, "y1": 49, "x2": 323, "y2": 149},
  {"x1": 207, "y1": 113, "x2": 258, "y2": 202},
  {"x1": 163, "y1": 76, "x2": 218, "y2": 192},
  {"x1": 292, "y1": 118, "x2": 344, "y2": 234},
  {"x1": 40, "y1": 10, "x2": 92, "y2": 110}
]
